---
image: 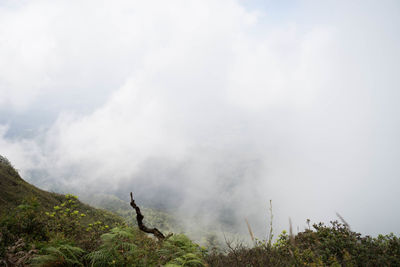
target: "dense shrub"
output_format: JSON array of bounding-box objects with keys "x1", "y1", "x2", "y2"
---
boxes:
[
  {"x1": 86, "y1": 227, "x2": 206, "y2": 267},
  {"x1": 292, "y1": 221, "x2": 400, "y2": 266},
  {"x1": 0, "y1": 198, "x2": 48, "y2": 259},
  {"x1": 0, "y1": 194, "x2": 120, "y2": 264},
  {"x1": 205, "y1": 220, "x2": 400, "y2": 267},
  {"x1": 31, "y1": 241, "x2": 85, "y2": 267}
]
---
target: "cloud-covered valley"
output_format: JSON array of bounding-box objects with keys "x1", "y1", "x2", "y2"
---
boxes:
[{"x1": 1, "y1": 0, "x2": 399, "y2": 237}]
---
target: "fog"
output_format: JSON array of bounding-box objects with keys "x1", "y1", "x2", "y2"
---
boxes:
[{"x1": 1, "y1": 0, "x2": 399, "y2": 238}]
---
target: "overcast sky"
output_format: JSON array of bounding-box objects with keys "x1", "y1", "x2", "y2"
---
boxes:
[{"x1": 1, "y1": 0, "x2": 399, "y2": 237}]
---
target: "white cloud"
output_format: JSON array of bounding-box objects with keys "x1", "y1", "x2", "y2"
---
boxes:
[
  {"x1": 0, "y1": 125, "x2": 43, "y2": 175},
  {"x1": 1, "y1": 0, "x2": 400, "y2": 237}
]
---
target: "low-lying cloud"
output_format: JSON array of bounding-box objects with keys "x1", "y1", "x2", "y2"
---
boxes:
[{"x1": 1, "y1": 0, "x2": 400, "y2": 237}]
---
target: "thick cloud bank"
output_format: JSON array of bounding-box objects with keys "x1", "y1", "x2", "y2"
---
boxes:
[{"x1": 1, "y1": 0, "x2": 400, "y2": 237}]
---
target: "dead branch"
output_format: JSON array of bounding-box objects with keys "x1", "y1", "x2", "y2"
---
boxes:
[
  {"x1": 129, "y1": 192, "x2": 166, "y2": 241},
  {"x1": 4, "y1": 238, "x2": 38, "y2": 266}
]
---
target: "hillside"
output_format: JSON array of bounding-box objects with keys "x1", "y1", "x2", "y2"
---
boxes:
[
  {"x1": 1, "y1": 155, "x2": 399, "y2": 266},
  {"x1": 0, "y1": 155, "x2": 123, "y2": 227},
  {"x1": 0, "y1": 155, "x2": 60, "y2": 213},
  {"x1": 0, "y1": 156, "x2": 208, "y2": 266}
]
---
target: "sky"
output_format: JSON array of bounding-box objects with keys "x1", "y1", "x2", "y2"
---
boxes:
[{"x1": 1, "y1": 0, "x2": 400, "y2": 238}]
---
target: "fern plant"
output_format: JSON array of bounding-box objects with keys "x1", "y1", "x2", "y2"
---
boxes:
[
  {"x1": 165, "y1": 252, "x2": 205, "y2": 267},
  {"x1": 31, "y1": 243, "x2": 84, "y2": 267},
  {"x1": 160, "y1": 235, "x2": 206, "y2": 267},
  {"x1": 86, "y1": 226, "x2": 145, "y2": 266}
]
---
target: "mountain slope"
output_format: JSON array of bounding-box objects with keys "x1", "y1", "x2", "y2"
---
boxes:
[
  {"x1": 0, "y1": 155, "x2": 123, "y2": 225},
  {"x1": 0, "y1": 155, "x2": 208, "y2": 267},
  {"x1": 0, "y1": 156, "x2": 62, "y2": 213}
]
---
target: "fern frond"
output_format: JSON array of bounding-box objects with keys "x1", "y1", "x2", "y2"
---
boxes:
[
  {"x1": 31, "y1": 244, "x2": 84, "y2": 267},
  {"x1": 86, "y1": 249, "x2": 114, "y2": 267}
]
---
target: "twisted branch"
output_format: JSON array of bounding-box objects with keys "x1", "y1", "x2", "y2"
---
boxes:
[{"x1": 129, "y1": 192, "x2": 165, "y2": 241}]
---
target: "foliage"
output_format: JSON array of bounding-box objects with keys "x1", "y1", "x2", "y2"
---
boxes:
[
  {"x1": 43, "y1": 194, "x2": 113, "y2": 251},
  {"x1": 290, "y1": 221, "x2": 400, "y2": 266},
  {"x1": 1, "y1": 155, "x2": 400, "y2": 266},
  {"x1": 45, "y1": 194, "x2": 86, "y2": 238},
  {"x1": 0, "y1": 154, "x2": 123, "y2": 259},
  {"x1": 0, "y1": 198, "x2": 48, "y2": 258},
  {"x1": 31, "y1": 241, "x2": 85, "y2": 267},
  {"x1": 2, "y1": 194, "x2": 400, "y2": 267},
  {"x1": 86, "y1": 227, "x2": 141, "y2": 266},
  {"x1": 86, "y1": 227, "x2": 206, "y2": 267},
  {"x1": 161, "y1": 234, "x2": 206, "y2": 267},
  {"x1": 205, "y1": 220, "x2": 400, "y2": 267}
]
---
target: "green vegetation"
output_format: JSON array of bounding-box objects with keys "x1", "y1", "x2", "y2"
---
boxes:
[
  {"x1": 1, "y1": 155, "x2": 399, "y2": 266},
  {"x1": 0, "y1": 155, "x2": 62, "y2": 213},
  {"x1": 0, "y1": 156, "x2": 206, "y2": 266},
  {"x1": 31, "y1": 243, "x2": 85, "y2": 266},
  {"x1": 206, "y1": 221, "x2": 400, "y2": 266},
  {"x1": 85, "y1": 227, "x2": 205, "y2": 266}
]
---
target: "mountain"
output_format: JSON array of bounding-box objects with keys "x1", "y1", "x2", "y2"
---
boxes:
[
  {"x1": 0, "y1": 155, "x2": 123, "y2": 226},
  {"x1": 0, "y1": 155, "x2": 208, "y2": 267},
  {"x1": 0, "y1": 155, "x2": 64, "y2": 213},
  {"x1": 1, "y1": 155, "x2": 399, "y2": 267}
]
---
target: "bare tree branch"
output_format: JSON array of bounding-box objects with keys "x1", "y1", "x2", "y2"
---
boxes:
[{"x1": 129, "y1": 192, "x2": 166, "y2": 241}]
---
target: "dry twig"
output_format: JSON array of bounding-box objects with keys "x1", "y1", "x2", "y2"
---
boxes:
[{"x1": 129, "y1": 192, "x2": 166, "y2": 241}]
